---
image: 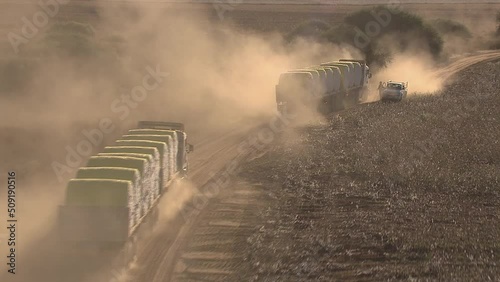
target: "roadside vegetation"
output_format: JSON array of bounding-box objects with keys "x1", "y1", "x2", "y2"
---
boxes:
[
  {"x1": 287, "y1": 7, "x2": 500, "y2": 66},
  {"x1": 287, "y1": 6, "x2": 444, "y2": 68}
]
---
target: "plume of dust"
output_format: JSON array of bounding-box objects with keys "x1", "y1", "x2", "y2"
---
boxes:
[
  {"x1": 5, "y1": 174, "x2": 65, "y2": 246},
  {"x1": 366, "y1": 53, "x2": 444, "y2": 102},
  {"x1": 0, "y1": 177, "x2": 70, "y2": 282},
  {"x1": 2, "y1": 1, "x2": 362, "y2": 151},
  {"x1": 93, "y1": 3, "x2": 361, "y2": 134},
  {"x1": 0, "y1": 2, "x2": 360, "y2": 280},
  {"x1": 82, "y1": 258, "x2": 137, "y2": 282},
  {"x1": 88, "y1": 180, "x2": 198, "y2": 282},
  {"x1": 154, "y1": 179, "x2": 197, "y2": 231}
]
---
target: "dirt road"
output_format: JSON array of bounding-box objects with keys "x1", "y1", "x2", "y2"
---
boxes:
[
  {"x1": 435, "y1": 50, "x2": 500, "y2": 82},
  {"x1": 121, "y1": 119, "x2": 273, "y2": 282},
  {"x1": 126, "y1": 51, "x2": 500, "y2": 282}
]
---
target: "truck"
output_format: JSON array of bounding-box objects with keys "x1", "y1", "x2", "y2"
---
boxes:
[
  {"x1": 276, "y1": 59, "x2": 371, "y2": 115},
  {"x1": 275, "y1": 71, "x2": 315, "y2": 115},
  {"x1": 379, "y1": 81, "x2": 408, "y2": 102},
  {"x1": 58, "y1": 121, "x2": 194, "y2": 264}
]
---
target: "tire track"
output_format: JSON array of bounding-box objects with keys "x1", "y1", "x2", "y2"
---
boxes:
[
  {"x1": 170, "y1": 181, "x2": 268, "y2": 282},
  {"x1": 434, "y1": 50, "x2": 500, "y2": 82}
]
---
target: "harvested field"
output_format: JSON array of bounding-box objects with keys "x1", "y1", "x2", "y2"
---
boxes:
[
  {"x1": 235, "y1": 60, "x2": 500, "y2": 280},
  {"x1": 0, "y1": 2, "x2": 499, "y2": 42}
]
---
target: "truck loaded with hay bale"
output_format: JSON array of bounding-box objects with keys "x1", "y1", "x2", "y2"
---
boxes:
[
  {"x1": 275, "y1": 59, "x2": 371, "y2": 115},
  {"x1": 58, "y1": 121, "x2": 194, "y2": 261}
]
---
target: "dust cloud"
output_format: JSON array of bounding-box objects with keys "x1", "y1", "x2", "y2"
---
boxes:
[
  {"x1": 363, "y1": 54, "x2": 443, "y2": 102},
  {"x1": 94, "y1": 4, "x2": 359, "y2": 132},
  {"x1": 155, "y1": 179, "x2": 197, "y2": 228},
  {"x1": 3, "y1": 1, "x2": 491, "y2": 280},
  {"x1": 362, "y1": 10, "x2": 500, "y2": 102},
  {"x1": 363, "y1": 30, "x2": 451, "y2": 101},
  {"x1": 0, "y1": 0, "x2": 360, "y2": 185},
  {"x1": 371, "y1": 53, "x2": 444, "y2": 95},
  {"x1": 0, "y1": 2, "x2": 356, "y2": 281}
]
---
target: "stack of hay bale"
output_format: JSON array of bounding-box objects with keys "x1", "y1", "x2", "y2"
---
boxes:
[{"x1": 61, "y1": 127, "x2": 181, "y2": 237}]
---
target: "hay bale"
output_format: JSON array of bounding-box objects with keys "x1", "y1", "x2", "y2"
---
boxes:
[
  {"x1": 113, "y1": 141, "x2": 165, "y2": 164},
  {"x1": 352, "y1": 62, "x2": 362, "y2": 86},
  {"x1": 321, "y1": 63, "x2": 349, "y2": 91},
  {"x1": 128, "y1": 130, "x2": 179, "y2": 172},
  {"x1": 335, "y1": 62, "x2": 354, "y2": 88},
  {"x1": 121, "y1": 135, "x2": 176, "y2": 176},
  {"x1": 76, "y1": 167, "x2": 139, "y2": 186},
  {"x1": 75, "y1": 167, "x2": 141, "y2": 225},
  {"x1": 277, "y1": 72, "x2": 315, "y2": 103},
  {"x1": 128, "y1": 129, "x2": 179, "y2": 144},
  {"x1": 289, "y1": 69, "x2": 321, "y2": 97},
  {"x1": 85, "y1": 156, "x2": 152, "y2": 214},
  {"x1": 102, "y1": 146, "x2": 161, "y2": 194},
  {"x1": 103, "y1": 146, "x2": 158, "y2": 157},
  {"x1": 322, "y1": 66, "x2": 342, "y2": 93},
  {"x1": 86, "y1": 156, "x2": 146, "y2": 176},
  {"x1": 128, "y1": 129, "x2": 180, "y2": 172},
  {"x1": 66, "y1": 179, "x2": 131, "y2": 206},
  {"x1": 97, "y1": 152, "x2": 160, "y2": 205},
  {"x1": 340, "y1": 61, "x2": 363, "y2": 87},
  {"x1": 65, "y1": 178, "x2": 138, "y2": 230},
  {"x1": 310, "y1": 68, "x2": 327, "y2": 95},
  {"x1": 115, "y1": 140, "x2": 170, "y2": 192},
  {"x1": 98, "y1": 153, "x2": 152, "y2": 164},
  {"x1": 320, "y1": 67, "x2": 335, "y2": 94},
  {"x1": 176, "y1": 131, "x2": 188, "y2": 170}
]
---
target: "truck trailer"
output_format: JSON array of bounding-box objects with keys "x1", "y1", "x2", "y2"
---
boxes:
[
  {"x1": 58, "y1": 121, "x2": 194, "y2": 264},
  {"x1": 276, "y1": 59, "x2": 371, "y2": 115}
]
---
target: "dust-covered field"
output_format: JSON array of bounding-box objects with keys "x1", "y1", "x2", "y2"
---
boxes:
[{"x1": 238, "y1": 60, "x2": 500, "y2": 281}]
